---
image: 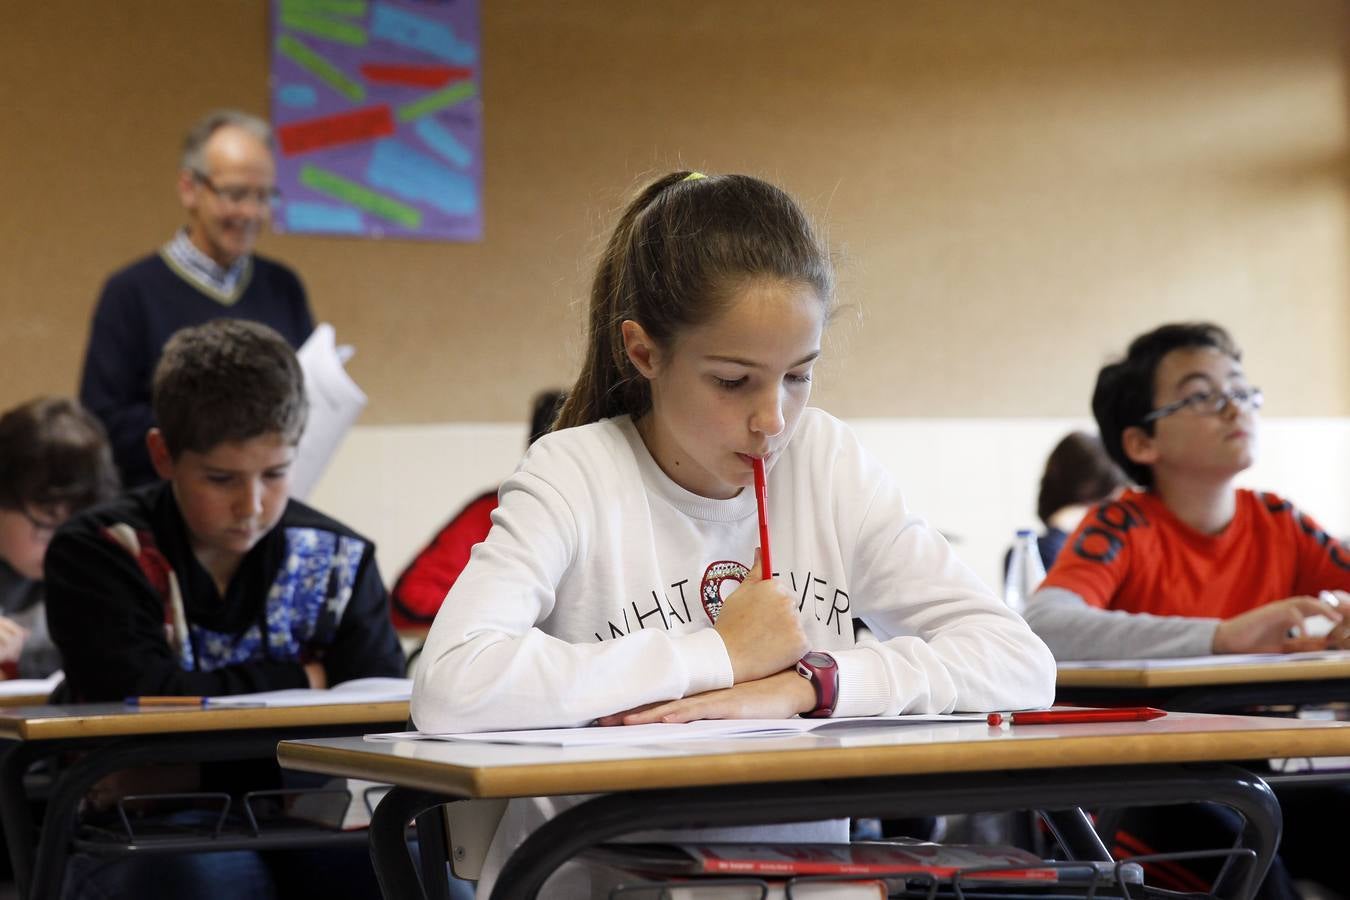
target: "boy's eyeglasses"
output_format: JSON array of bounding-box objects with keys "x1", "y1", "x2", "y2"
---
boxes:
[
  {"x1": 193, "y1": 171, "x2": 281, "y2": 207},
  {"x1": 20, "y1": 507, "x2": 64, "y2": 540},
  {"x1": 1142, "y1": 386, "x2": 1264, "y2": 424}
]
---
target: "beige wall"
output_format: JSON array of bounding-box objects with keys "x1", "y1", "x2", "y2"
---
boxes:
[{"x1": 2, "y1": 1, "x2": 1347, "y2": 423}]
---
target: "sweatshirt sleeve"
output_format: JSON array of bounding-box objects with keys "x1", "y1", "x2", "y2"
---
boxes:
[
  {"x1": 45, "y1": 525, "x2": 310, "y2": 701},
  {"x1": 321, "y1": 545, "x2": 406, "y2": 685},
  {"x1": 1024, "y1": 586, "x2": 1219, "y2": 660},
  {"x1": 411, "y1": 458, "x2": 733, "y2": 735},
  {"x1": 834, "y1": 469, "x2": 1057, "y2": 717}
]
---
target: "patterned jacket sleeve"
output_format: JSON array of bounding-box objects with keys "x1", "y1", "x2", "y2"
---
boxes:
[
  {"x1": 322, "y1": 543, "x2": 406, "y2": 685},
  {"x1": 44, "y1": 525, "x2": 311, "y2": 701}
]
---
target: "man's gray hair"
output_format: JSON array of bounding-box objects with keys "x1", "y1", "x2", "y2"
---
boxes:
[{"x1": 180, "y1": 109, "x2": 273, "y2": 173}]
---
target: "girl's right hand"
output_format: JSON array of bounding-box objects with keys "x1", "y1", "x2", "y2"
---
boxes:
[{"x1": 715, "y1": 550, "x2": 810, "y2": 683}]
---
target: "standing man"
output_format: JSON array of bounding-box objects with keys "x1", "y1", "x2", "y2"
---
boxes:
[{"x1": 79, "y1": 110, "x2": 314, "y2": 487}]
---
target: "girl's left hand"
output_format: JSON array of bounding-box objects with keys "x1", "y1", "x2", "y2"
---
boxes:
[{"x1": 595, "y1": 670, "x2": 816, "y2": 726}]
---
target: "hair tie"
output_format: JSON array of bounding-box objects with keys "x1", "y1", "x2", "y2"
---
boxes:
[{"x1": 683, "y1": 172, "x2": 706, "y2": 181}]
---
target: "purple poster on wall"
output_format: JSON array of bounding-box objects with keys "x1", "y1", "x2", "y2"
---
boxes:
[{"x1": 268, "y1": 0, "x2": 482, "y2": 242}]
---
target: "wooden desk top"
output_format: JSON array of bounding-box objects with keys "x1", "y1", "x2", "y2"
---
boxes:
[
  {"x1": 0, "y1": 701, "x2": 410, "y2": 742},
  {"x1": 277, "y1": 712, "x2": 1350, "y2": 801},
  {"x1": 1057, "y1": 653, "x2": 1350, "y2": 689}
]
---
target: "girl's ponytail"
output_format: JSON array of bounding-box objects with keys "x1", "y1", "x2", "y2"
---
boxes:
[{"x1": 556, "y1": 172, "x2": 693, "y2": 430}]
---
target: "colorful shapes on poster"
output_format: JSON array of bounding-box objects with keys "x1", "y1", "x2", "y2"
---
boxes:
[
  {"x1": 370, "y1": 2, "x2": 476, "y2": 64},
  {"x1": 271, "y1": 0, "x2": 480, "y2": 239},
  {"x1": 281, "y1": 0, "x2": 369, "y2": 17},
  {"x1": 278, "y1": 84, "x2": 319, "y2": 108},
  {"x1": 359, "y1": 62, "x2": 473, "y2": 89},
  {"x1": 300, "y1": 163, "x2": 423, "y2": 227},
  {"x1": 413, "y1": 117, "x2": 471, "y2": 168},
  {"x1": 396, "y1": 81, "x2": 475, "y2": 123},
  {"x1": 278, "y1": 35, "x2": 365, "y2": 102},
  {"x1": 278, "y1": 105, "x2": 396, "y2": 155},
  {"x1": 367, "y1": 139, "x2": 477, "y2": 216},
  {"x1": 285, "y1": 201, "x2": 364, "y2": 234},
  {"x1": 281, "y1": 11, "x2": 368, "y2": 46}
]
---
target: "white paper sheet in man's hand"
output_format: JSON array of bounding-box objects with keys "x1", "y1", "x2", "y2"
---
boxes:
[{"x1": 290, "y1": 323, "x2": 367, "y2": 499}]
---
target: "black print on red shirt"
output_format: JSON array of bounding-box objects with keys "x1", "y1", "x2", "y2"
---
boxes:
[
  {"x1": 1261, "y1": 492, "x2": 1292, "y2": 515},
  {"x1": 1073, "y1": 498, "x2": 1151, "y2": 565},
  {"x1": 1291, "y1": 506, "x2": 1350, "y2": 573},
  {"x1": 1261, "y1": 493, "x2": 1350, "y2": 573}
]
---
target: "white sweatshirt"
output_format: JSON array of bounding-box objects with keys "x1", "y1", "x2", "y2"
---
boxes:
[{"x1": 413, "y1": 409, "x2": 1055, "y2": 895}]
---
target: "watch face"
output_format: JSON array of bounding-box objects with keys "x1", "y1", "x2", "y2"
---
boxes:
[{"x1": 802, "y1": 650, "x2": 833, "y2": 668}]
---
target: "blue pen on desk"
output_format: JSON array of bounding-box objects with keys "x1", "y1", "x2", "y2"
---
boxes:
[{"x1": 124, "y1": 696, "x2": 208, "y2": 707}]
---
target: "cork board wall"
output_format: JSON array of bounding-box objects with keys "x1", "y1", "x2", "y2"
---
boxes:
[{"x1": 2, "y1": 0, "x2": 1347, "y2": 423}]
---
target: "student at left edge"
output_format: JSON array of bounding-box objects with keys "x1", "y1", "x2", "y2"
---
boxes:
[{"x1": 46, "y1": 319, "x2": 403, "y2": 701}]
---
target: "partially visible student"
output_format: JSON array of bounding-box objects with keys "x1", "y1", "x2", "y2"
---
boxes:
[
  {"x1": 1024, "y1": 322, "x2": 1348, "y2": 899},
  {"x1": 390, "y1": 388, "x2": 565, "y2": 629},
  {"x1": 413, "y1": 172, "x2": 1055, "y2": 897},
  {"x1": 46, "y1": 320, "x2": 402, "y2": 900},
  {"x1": 1007, "y1": 431, "x2": 1127, "y2": 577},
  {"x1": 1026, "y1": 322, "x2": 1350, "y2": 660},
  {"x1": 0, "y1": 398, "x2": 118, "y2": 677}
]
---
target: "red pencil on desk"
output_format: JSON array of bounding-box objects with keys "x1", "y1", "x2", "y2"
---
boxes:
[
  {"x1": 752, "y1": 457, "x2": 772, "y2": 579},
  {"x1": 987, "y1": 707, "x2": 1166, "y2": 726}
]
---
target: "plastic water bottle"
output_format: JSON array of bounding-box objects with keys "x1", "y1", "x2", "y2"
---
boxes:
[{"x1": 1003, "y1": 529, "x2": 1046, "y2": 616}]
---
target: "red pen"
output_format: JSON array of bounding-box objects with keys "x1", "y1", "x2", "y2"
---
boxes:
[
  {"x1": 752, "y1": 457, "x2": 772, "y2": 579},
  {"x1": 987, "y1": 707, "x2": 1166, "y2": 726}
]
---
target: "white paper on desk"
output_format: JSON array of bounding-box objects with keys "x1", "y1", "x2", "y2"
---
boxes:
[
  {"x1": 289, "y1": 323, "x2": 367, "y2": 500},
  {"x1": 0, "y1": 670, "x2": 63, "y2": 698},
  {"x1": 204, "y1": 677, "x2": 411, "y2": 708},
  {"x1": 366, "y1": 714, "x2": 985, "y2": 747},
  {"x1": 1058, "y1": 649, "x2": 1350, "y2": 671}
]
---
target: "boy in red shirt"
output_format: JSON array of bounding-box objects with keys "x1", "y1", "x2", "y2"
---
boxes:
[
  {"x1": 1027, "y1": 322, "x2": 1349, "y2": 660},
  {"x1": 1025, "y1": 322, "x2": 1348, "y2": 900}
]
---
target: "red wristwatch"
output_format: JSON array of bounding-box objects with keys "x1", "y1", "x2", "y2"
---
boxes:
[{"x1": 795, "y1": 650, "x2": 839, "y2": 718}]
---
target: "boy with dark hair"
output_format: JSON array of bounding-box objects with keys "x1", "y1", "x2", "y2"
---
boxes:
[
  {"x1": 47, "y1": 319, "x2": 403, "y2": 702},
  {"x1": 46, "y1": 320, "x2": 404, "y2": 899},
  {"x1": 0, "y1": 397, "x2": 119, "y2": 676},
  {"x1": 1025, "y1": 321, "x2": 1349, "y2": 900},
  {"x1": 1026, "y1": 321, "x2": 1349, "y2": 660}
]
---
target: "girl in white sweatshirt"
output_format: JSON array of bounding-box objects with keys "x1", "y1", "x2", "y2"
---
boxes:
[{"x1": 413, "y1": 171, "x2": 1055, "y2": 896}]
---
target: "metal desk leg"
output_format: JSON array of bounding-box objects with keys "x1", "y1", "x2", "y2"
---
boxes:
[
  {"x1": 1040, "y1": 807, "x2": 1112, "y2": 860},
  {"x1": 415, "y1": 804, "x2": 452, "y2": 900},
  {"x1": 488, "y1": 764, "x2": 1280, "y2": 900},
  {"x1": 26, "y1": 730, "x2": 317, "y2": 900},
  {"x1": 369, "y1": 787, "x2": 454, "y2": 900}
]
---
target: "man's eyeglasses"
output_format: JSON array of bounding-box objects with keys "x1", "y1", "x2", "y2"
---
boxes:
[
  {"x1": 1142, "y1": 386, "x2": 1264, "y2": 424},
  {"x1": 193, "y1": 171, "x2": 281, "y2": 207}
]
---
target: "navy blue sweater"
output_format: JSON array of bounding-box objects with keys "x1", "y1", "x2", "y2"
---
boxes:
[{"x1": 79, "y1": 252, "x2": 314, "y2": 486}]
